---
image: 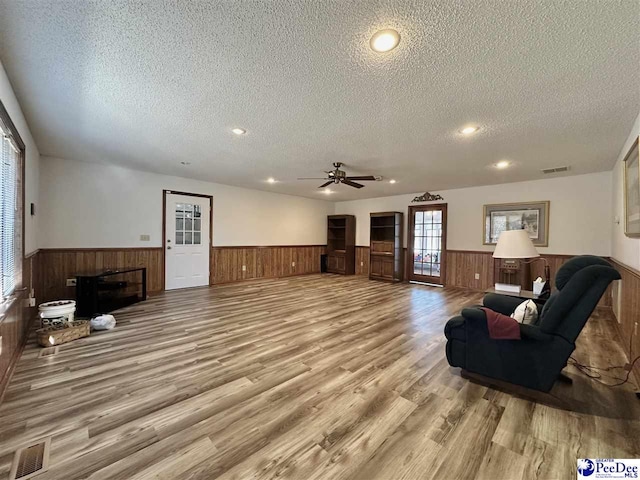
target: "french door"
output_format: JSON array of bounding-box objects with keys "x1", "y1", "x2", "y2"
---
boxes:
[
  {"x1": 408, "y1": 204, "x2": 447, "y2": 285},
  {"x1": 164, "y1": 191, "x2": 212, "y2": 290}
]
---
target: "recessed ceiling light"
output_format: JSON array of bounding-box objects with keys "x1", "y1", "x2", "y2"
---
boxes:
[
  {"x1": 370, "y1": 29, "x2": 401, "y2": 53},
  {"x1": 389, "y1": 179, "x2": 397, "y2": 184},
  {"x1": 323, "y1": 189, "x2": 333, "y2": 195},
  {"x1": 180, "y1": 161, "x2": 191, "y2": 165},
  {"x1": 460, "y1": 126, "x2": 479, "y2": 135},
  {"x1": 267, "y1": 177, "x2": 276, "y2": 183},
  {"x1": 495, "y1": 160, "x2": 511, "y2": 169},
  {"x1": 231, "y1": 128, "x2": 246, "y2": 135}
]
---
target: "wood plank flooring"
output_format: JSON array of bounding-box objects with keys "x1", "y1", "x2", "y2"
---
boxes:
[{"x1": 0, "y1": 275, "x2": 638, "y2": 479}]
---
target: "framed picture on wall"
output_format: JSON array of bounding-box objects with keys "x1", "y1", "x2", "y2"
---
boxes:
[
  {"x1": 624, "y1": 136, "x2": 640, "y2": 237},
  {"x1": 483, "y1": 201, "x2": 550, "y2": 246}
]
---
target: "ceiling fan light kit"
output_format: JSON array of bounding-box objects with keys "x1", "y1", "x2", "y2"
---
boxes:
[{"x1": 297, "y1": 162, "x2": 380, "y2": 189}]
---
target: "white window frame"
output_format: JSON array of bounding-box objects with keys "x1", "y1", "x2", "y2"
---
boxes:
[{"x1": 0, "y1": 100, "x2": 25, "y2": 308}]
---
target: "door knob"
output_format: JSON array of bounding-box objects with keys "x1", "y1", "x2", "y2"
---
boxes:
[{"x1": 167, "y1": 246, "x2": 172, "y2": 250}]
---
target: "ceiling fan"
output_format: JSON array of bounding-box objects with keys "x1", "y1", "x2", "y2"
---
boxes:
[{"x1": 297, "y1": 162, "x2": 381, "y2": 189}]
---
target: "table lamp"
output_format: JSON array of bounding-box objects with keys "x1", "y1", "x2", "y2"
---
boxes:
[{"x1": 492, "y1": 229, "x2": 551, "y2": 296}]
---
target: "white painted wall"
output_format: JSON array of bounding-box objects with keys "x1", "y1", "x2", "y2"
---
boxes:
[
  {"x1": 39, "y1": 156, "x2": 332, "y2": 248},
  {"x1": 611, "y1": 111, "x2": 640, "y2": 270},
  {"x1": 335, "y1": 172, "x2": 612, "y2": 256},
  {"x1": 0, "y1": 60, "x2": 40, "y2": 255}
]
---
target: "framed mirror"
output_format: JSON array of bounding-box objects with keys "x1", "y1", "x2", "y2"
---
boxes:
[{"x1": 624, "y1": 136, "x2": 640, "y2": 237}]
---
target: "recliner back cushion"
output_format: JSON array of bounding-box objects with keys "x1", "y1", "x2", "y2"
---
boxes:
[
  {"x1": 555, "y1": 255, "x2": 612, "y2": 290},
  {"x1": 540, "y1": 264, "x2": 620, "y2": 340}
]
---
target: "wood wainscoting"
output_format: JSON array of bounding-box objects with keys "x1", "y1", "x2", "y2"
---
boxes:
[
  {"x1": 445, "y1": 250, "x2": 494, "y2": 290},
  {"x1": 446, "y1": 250, "x2": 612, "y2": 307},
  {"x1": 40, "y1": 248, "x2": 164, "y2": 302},
  {"x1": 356, "y1": 247, "x2": 611, "y2": 306},
  {"x1": 211, "y1": 245, "x2": 325, "y2": 284},
  {"x1": 610, "y1": 258, "x2": 640, "y2": 384},
  {"x1": 0, "y1": 251, "x2": 40, "y2": 402},
  {"x1": 38, "y1": 246, "x2": 326, "y2": 301}
]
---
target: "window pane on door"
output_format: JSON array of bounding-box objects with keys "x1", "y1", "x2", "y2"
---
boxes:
[
  {"x1": 432, "y1": 263, "x2": 440, "y2": 277},
  {"x1": 413, "y1": 262, "x2": 422, "y2": 275},
  {"x1": 176, "y1": 203, "x2": 200, "y2": 245},
  {"x1": 411, "y1": 206, "x2": 445, "y2": 281}
]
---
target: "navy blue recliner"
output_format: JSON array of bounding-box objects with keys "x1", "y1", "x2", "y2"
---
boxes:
[{"x1": 444, "y1": 256, "x2": 620, "y2": 392}]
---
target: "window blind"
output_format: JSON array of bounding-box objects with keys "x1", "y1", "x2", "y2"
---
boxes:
[{"x1": 0, "y1": 124, "x2": 18, "y2": 300}]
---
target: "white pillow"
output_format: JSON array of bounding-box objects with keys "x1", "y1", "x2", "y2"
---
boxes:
[{"x1": 510, "y1": 300, "x2": 538, "y2": 325}]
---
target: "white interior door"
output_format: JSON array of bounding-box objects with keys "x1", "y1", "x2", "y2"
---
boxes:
[{"x1": 165, "y1": 193, "x2": 211, "y2": 290}]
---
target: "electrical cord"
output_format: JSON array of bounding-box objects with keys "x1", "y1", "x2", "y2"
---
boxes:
[
  {"x1": 568, "y1": 355, "x2": 640, "y2": 387},
  {"x1": 568, "y1": 324, "x2": 639, "y2": 390}
]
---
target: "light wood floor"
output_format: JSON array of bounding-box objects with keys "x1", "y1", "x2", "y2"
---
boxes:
[{"x1": 0, "y1": 275, "x2": 638, "y2": 480}]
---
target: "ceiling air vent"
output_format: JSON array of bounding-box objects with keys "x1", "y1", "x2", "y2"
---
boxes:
[
  {"x1": 9, "y1": 438, "x2": 50, "y2": 480},
  {"x1": 541, "y1": 166, "x2": 570, "y2": 174}
]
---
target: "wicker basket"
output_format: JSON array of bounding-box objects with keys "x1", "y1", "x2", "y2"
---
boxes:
[{"x1": 37, "y1": 321, "x2": 90, "y2": 347}]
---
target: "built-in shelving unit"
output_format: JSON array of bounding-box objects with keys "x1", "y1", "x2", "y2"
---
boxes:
[
  {"x1": 327, "y1": 215, "x2": 355, "y2": 275},
  {"x1": 369, "y1": 212, "x2": 403, "y2": 282}
]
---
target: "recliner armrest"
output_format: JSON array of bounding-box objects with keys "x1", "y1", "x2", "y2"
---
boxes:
[
  {"x1": 461, "y1": 307, "x2": 555, "y2": 342},
  {"x1": 461, "y1": 307, "x2": 488, "y2": 322},
  {"x1": 519, "y1": 324, "x2": 555, "y2": 341},
  {"x1": 483, "y1": 293, "x2": 523, "y2": 316}
]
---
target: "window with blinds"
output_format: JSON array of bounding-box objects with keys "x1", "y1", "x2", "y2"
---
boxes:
[{"x1": 0, "y1": 105, "x2": 22, "y2": 303}]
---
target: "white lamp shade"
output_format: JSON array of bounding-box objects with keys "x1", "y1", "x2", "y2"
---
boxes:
[{"x1": 492, "y1": 229, "x2": 540, "y2": 258}]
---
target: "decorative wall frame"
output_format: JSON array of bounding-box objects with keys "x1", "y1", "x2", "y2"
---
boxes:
[
  {"x1": 412, "y1": 192, "x2": 444, "y2": 203},
  {"x1": 483, "y1": 201, "x2": 550, "y2": 247},
  {"x1": 623, "y1": 136, "x2": 640, "y2": 237}
]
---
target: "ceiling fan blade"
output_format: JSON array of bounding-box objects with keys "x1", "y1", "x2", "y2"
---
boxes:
[
  {"x1": 345, "y1": 175, "x2": 377, "y2": 181},
  {"x1": 298, "y1": 177, "x2": 330, "y2": 180},
  {"x1": 318, "y1": 181, "x2": 334, "y2": 188},
  {"x1": 342, "y1": 179, "x2": 364, "y2": 189}
]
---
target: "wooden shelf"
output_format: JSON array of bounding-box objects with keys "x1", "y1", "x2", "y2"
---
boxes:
[
  {"x1": 369, "y1": 212, "x2": 403, "y2": 282},
  {"x1": 326, "y1": 215, "x2": 356, "y2": 275}
]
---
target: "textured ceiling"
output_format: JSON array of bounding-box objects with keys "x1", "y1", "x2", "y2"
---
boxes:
[{"x1": 0, "y1": 0, "x2": 638, "y2": 201}]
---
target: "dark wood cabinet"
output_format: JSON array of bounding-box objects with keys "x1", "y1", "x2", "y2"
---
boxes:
[
  {"x1": 75, "y1": 267, "x2": 147, "y2": 317},
  {"x1": 327, "y1": 215, "x2": 356, "y2": 275},
  {"x1": 369, "y1": 212, "x2": 403, "y2": 282},
  {"x1": 370, "y1": 255, "x2": 395, "y2": 278}
]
